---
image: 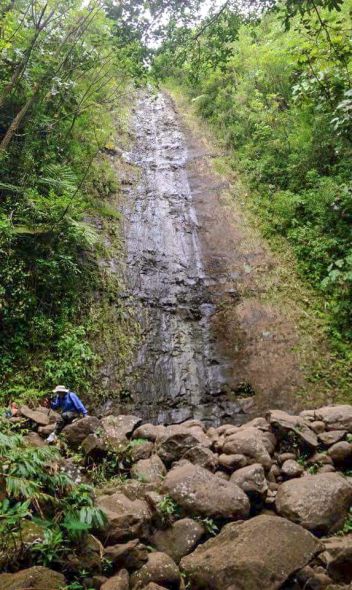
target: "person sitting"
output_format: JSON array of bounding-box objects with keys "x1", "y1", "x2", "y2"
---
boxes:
[{"x1": 46, "y1": 385, "x2": 88, "y2": 443}]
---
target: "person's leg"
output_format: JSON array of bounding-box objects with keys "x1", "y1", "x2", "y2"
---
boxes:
[
  {"x1": 47, "y1": 411, "x2": 77, "y2": 443},
  {"x1": 55, "y1": 411, "x2": 76, "y2": 434}
]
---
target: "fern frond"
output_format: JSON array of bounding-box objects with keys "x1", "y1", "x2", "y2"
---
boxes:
[
  {"x1": 38, "y1": 164, "x2": 78, "y2": 195},
  {"x1": 69, "y1": 219, "x2": 99, "y2": 246}
]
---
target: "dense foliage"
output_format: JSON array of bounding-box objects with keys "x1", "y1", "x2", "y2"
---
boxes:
[
  {"x1": 0, "y1": 418, "x2": 106, "y2": 574},
  {"x1": 0, "y1": 0, "x2": 144, "y2": 400},
  {"x1": 154, "y1": 0, "x2": 352, "y2": 352}
]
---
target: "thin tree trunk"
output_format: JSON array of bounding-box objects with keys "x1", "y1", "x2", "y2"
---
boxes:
[{"x1": 0, "y1": 86, "x2": 39, "y2": 151}]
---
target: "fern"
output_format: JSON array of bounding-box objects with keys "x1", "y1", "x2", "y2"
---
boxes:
[
  {"x1": 0, "y1": 427, "x2": 107, "y2": 568},
  {"x1": 38, "y1": 164, "x2": 78, "y2": 195}
]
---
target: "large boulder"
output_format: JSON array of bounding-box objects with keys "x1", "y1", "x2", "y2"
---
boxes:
[
  {"x1": 62, "y1": 416, "x2": 100, "y2": 447},
  {"x1": 0, "y1": 566, "x2": 65, "y2": 589},
  {"x1": 130, "y1": 552, "x2": 180, "y2": 590},
  {"x1": 81, "y1": 433, "x2": 107, "y2": 459},
  {"x1": 162, "y1": 461, "x2": 250, "y2": 520},
  {"x1": 19, "y1": 406, "x2": 50, "y2": 426},
  {"x1": 151, "y1": 518, "x2": 204, "y2": 564},
  {"x1": 267, "y1": 409, "x2": 318, "y2": 450},
  {"x1": 104, "y1": 539, "x2": 148, "y2": 571},
  {"x1": 230, "y1": 463, "x2": 268, "y2": 499},
  {"x1": 318, "y1": 430, "x2": 347, "y2": 446},
  {"x1": 281, "y1": 459, "x2": 304, "y2": 479},
  {"x1": 321, "y1": 534, "x2": 352, "y2": 583},
  {"x1": 222, "y1": 427, "x2": 272, "y2": 469},
  {"x1": 97, "y1": 492, "x2": 152, "y2": 543},
  {"x1": 312, "y1": 405, "x2": 352, "y2": 432},
  {"x1": 131, "y1": 455, "x2": 167, "y2": 484},
  {"x1": 275, "y1": 473, "x2": 352, "y2": 535},
  {"x1": 133, "y1": 423, "x2": 166, "y2": 442},
  {"x1": 101, "y1": 570, "x2": 129, "y2": 590},
  {"x1": 130, "y1": 441, "x2": 154, "y2": 462},
  {"x1": 157, "y1": 425, "x2": 210, "y2": 465},
  {"x1": 181, "y1": 446, "x2": 218, "y2": 471},
  {"x1": 180, "y1": 515, "x2": 321, "y2": 590},
  {"x1": 101, "y1": 415, "x2": 141, "y2": 442},
  {"x1": 23, "y1": 432, "x2": 47, "y2": 448},
  {"x1": 327, "y1": 441, "x2": 352, "y2": 468}
]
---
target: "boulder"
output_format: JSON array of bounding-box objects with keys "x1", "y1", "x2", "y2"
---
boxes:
[
  {"x1": 181, "y1": 446, "x2": 218, "y2": 471},
  {"x1": 307, "y1": 452, "x2": 333, "y2": 466},
  {"x1": 19, "y1": 405, "x2": 50, "y2": 426},
  {"x1": 267, "y1": 409, "x2": 318, "y2": 450},
  {"x1": 277, "y1": 452, "x2": 297, "y2": 464},
  {"x1": 327, "y1": 442, "x2": 352, "y2": 468},
  {"x1": 0, "y1": 566, "x2": 65, "y2": 589},
  {"x1": 157, "y1": 426, "x2": 210, "y2": 465},
  {"x1": 38, "y1": 423, "x2": 55, "y2": 436},
  {"x1": 218, "y1": 453, "x2": 247, "y2": 471},
  {"x1": 180, "y1": 515, "x2": 321, "y2": 590},
  {"x1": 104, "y1": 539, "x2": 148, "y2": 571},
  {"x1": 318, "y1": 430, "x2": 347, "y2": 446},
  {"x1": 181, "y1": 420, "x2": 211, "y2": 448},
  {"x1": 322, "y1": 534, "x2": 352, "y2": 583},
  {"x1": 62, "y1": 416, "x2": 100, "y2": 447},
  {"x1": 102, "y1": 415, "x2": 141, "y2": 442},
  {"x1": 0, "y1": 520, "x2": 47, "y2": 569},
  {"x1": 65, "y1": 534, "x2": 103, "y2": 574},
  {"x1": 230, "y1": 463, "x2": 268, "y2": 498},
  {"x1": 130, "y1": 441, "x2": 154, "y2": 462},
  {"x1": 310, "y1": 421, "x2": 326, "y2": 434},
  {"x1": 275, "y1": 473, "x2": 352, "y2": 535},
  {"x1": 142, "y1": 585, "x2": 167, "y2": 590},
  {"x1": 133, "y1": 424, "x2": 166, "y2": 442},
  {"x1": 91, "y1": 576, "x2": 108, "y2": 589},
  {"x1": 215, "y1": 470, "x2": 229, "y2": 480},
  {"x1": 131, "y1": 455, "x2": 167, "y2": 484},
  {"x1": 23, "y1": 432, "x2": 46, "y2": 447},
  {"x1": 97, "y1": 492, "x2": 152, "y2": 542},
  {"x1": 81, "y1": 433, "x2": 107, "y2": 458},
  {"x1": 295, "y1": 566, "x2": 332, "y2": 589},
  {"x1": 281, "y1": 459, "x2": 304, "y2": 479},
  {"x1": 222, "y1": 427, "x2": 272, "y2": 469},
  {"x1": 313, "y1": 406, "x2": 352, "y2": 432},
  {"x1": 130, "y1": 552, "x2": 180, "y2": 590},
  {"x1": 162, "y1": 461, "x2": 250, "y2": 520},
  {"x1": 101, "y1": 570, "x2": 129, "y2": 590},
  {"x1": 151, "y1": 518, "x2": 204, "y2": 563}
]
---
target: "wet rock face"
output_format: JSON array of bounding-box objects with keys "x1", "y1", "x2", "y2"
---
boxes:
[{"x1": 119, "y1": 92, "x2": 249, "y2": 425}]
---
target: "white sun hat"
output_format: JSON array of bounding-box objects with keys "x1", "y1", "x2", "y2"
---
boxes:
[{"x1": 52, "y1": 385, "x2": 69, "y2": 393}]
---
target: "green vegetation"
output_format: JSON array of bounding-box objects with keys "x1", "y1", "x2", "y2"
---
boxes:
[
  {"x1": 154, "y1": 0, "x2": 352, "y2": 364},
  {"x1": 0, "y1": 418, "x2": 106, "y2": 571},
  {"x1": 0, "y1": 0, "x2": 143, "y2": 402},
  {"x1": 157, "y1": 494, "x2": 180, "y2": 522}
]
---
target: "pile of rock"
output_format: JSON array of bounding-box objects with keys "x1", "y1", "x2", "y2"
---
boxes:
[{"x1": 2, "y1": 404, "x2": 352, "y2": 590}]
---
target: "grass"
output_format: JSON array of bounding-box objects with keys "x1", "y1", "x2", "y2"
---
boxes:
[{"x1": 165, "y1": 82, "x2": 352, "y2": 406}]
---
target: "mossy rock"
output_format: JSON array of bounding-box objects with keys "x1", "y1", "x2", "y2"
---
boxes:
[{"x1": 0, "y1": 566, "x2": 65, "y2": 589}]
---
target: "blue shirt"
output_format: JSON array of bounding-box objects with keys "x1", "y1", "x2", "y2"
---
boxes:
[{"x1": 51, "y1": 392, "x2": 87, "y2": 416}]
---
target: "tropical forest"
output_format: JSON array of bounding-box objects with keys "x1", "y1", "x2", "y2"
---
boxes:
[{"x1": 0, "y1": 0, "x2": 352, "y2": 589}]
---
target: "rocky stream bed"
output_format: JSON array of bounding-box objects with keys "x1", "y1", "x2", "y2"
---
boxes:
[{"x1": 2, "y1": 402, "x2": 352, "y2": 589}]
